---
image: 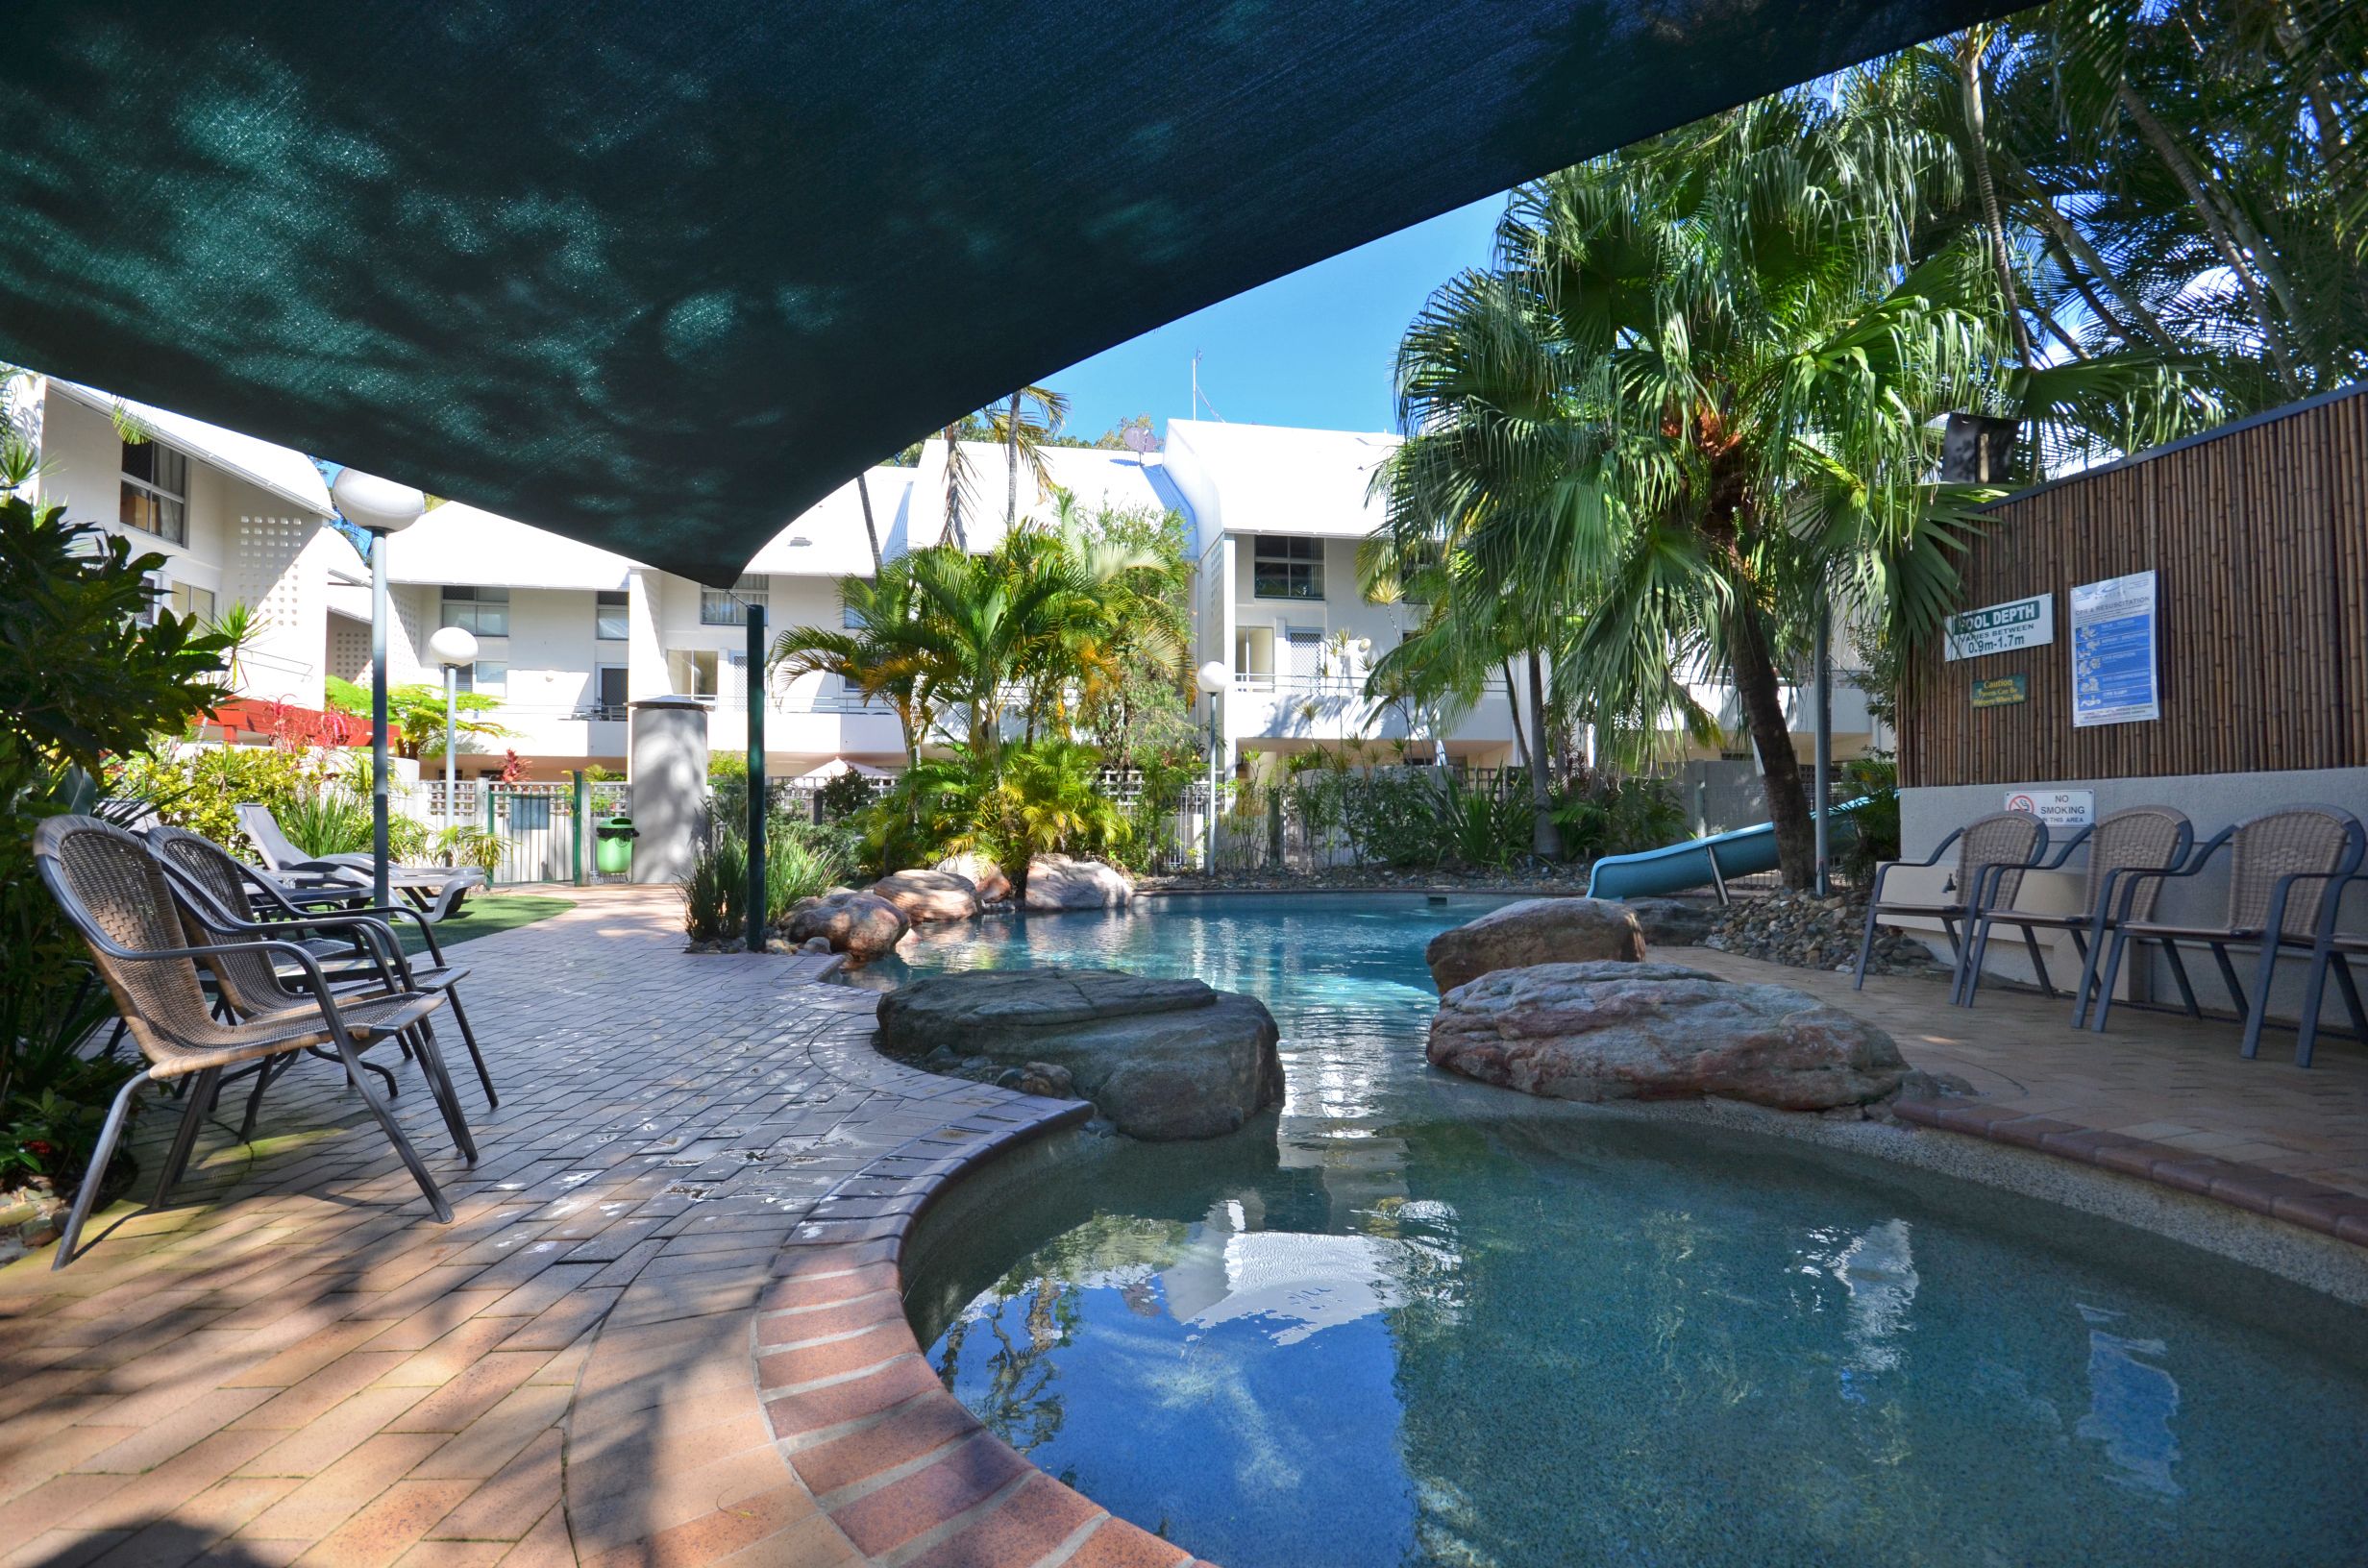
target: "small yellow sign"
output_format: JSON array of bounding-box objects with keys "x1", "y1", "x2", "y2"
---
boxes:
[{"x1": 1972, "y1": 674, "x2": 2029, "y2": 709}]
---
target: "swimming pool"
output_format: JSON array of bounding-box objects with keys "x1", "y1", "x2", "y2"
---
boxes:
[{"x1": 882, "y1": 894, "x2": 2368, "y2": 1567}]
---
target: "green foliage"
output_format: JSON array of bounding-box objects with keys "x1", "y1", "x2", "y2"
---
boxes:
[
  {"x1": 328, "y1": 676, "x2": 506, "y2": 762},
  {"x1": 1838, "y1": 755, "x2": 1902, "y2": 887},
  {"x1": 814, "y1": 769, "x2": 876, "y2": 823},
  {"x1": 1549, "y1": 773, "x2": 1689, "y2": 862},
  {"x1": 1, "y1": 496, "x2": 231, "y2": 1190},
  {"x1": 112, "y1": 746, "x2": 309, "y2": 850},
  {"x1": 432, "y1": 824, "x2": 505, "y2": 876},
  {"x1": 279, "y1": 786, "x2": 374, "y2": 857},
  {"x1": 682, "y1": 832, "x2": 744, "y2": 943},
  {"x1": 681, "y1": 822, "x2": 851, "y2": 941},
  {"x1": 980, "y1": 741, "x2": 1129, "y2": 868}
]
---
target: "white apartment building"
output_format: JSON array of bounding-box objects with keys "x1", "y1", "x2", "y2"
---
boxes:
[
  {"x1": 12, "y1": 368, "x2": 1872, "y2": 785},
  {"x1": 14, "y1": 375, "x2": 344, "y2": 717}
]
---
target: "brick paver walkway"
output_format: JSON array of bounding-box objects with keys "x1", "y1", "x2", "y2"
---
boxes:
[
  {"x1": 1687, "y1": 947, "x2": 2368, "y2": 1236},
  {"x1": 0, "y1": 889, "x2": 1193, "y2": 1568},
  {"x1": 7, "y1": 891, "x2": 2365, "y2": 1568}
]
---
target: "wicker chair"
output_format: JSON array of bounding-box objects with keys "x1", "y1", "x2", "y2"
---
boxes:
[
  {"x1": 2090, "y1": 805, "x2": 2364, "y2": 1048},
  {"x1": 1854, "y1": 811, "x2": 2047, "y2": 994},
  {"x1": 32, "y1": 817, "x2": 467, "y2": 1269},
  {"x1": 1957, "y1": 807, "x2": 2192, "y2": 1018},
  {"x1": 145, "y1": 825, "x2": 499, "y2": 1111}
]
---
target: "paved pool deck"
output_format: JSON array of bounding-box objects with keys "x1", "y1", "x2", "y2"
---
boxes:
[{"x1": 2, "y1": 887, "x2": 2363, "y2": 1568}]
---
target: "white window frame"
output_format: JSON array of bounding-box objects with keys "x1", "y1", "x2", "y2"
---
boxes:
[
  {"x1": 701, "y1": 574, "x2": 768, "y2": 626},
  {"x1": 440, "y1": 585, "x2": 511, "y2": 637},
  {"x1": 594, "y1": 589, "x2": 629, "y2": 641},
  {"x1": 119, "y1": 439, "x2": 189, "y2": 546},
  {"x1": 1251, "y1": 535, "x2": 1324, "y2": 601}
]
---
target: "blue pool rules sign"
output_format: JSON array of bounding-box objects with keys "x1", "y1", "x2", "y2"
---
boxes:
[{"x1": 2070, "y1": 571, "x2": 2161, "y2": 727}]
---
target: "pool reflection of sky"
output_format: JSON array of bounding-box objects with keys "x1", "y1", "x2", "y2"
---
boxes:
[{"x1": 898, "y1": 895, "x2": 2368, "y2": 1568}]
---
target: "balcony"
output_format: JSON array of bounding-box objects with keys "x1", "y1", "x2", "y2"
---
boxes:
[{"x1": 1225, "y1": 672, "x2": 1517, "y2": 744}]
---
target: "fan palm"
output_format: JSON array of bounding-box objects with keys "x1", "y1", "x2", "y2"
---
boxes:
[{"x1": 1390, "y1": 89, "x2": 2201, "y2": 887}]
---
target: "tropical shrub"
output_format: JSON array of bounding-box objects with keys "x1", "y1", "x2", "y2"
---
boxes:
[
  {"x1": 279, "y1": 784, "x2": 375, "y2": 857},
  {"x1": 814, "y1": 769, "x2": 876, "y2": 823},
  {"x1": 432, "y1": 824, "x2": 505, "y2": 877},
  {"x1": 111, "y1": 745, "x2": 312, "y2": 850},
  {"x1": 680, "y1": 823, "x2": 851, "y2": 940},
  {"x1": 1, "y1": 497, "x2": 229, "y2": 1194},
  {"x1": 980, "y1": 741, "x2": 1128, "y2": 870},
  {"x1": 1838, "y1": 755, "x2": 1901, "y2": 888},
  {"x1": 1550, "y1": 773, "x2": 1688, "y2": 862}
]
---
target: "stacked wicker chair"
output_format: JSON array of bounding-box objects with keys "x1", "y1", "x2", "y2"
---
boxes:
[{"x1": 32, "y1": 816, "x2": 476, "y2": 1269}]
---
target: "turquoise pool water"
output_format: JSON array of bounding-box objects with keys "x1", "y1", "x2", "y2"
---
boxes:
[{"x1": 882, "y1": 894, "x2": 2368, "y2": 1568}]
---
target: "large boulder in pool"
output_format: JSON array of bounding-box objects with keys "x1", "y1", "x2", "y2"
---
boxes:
[
  {"x1": 785, "y1": 890, "x2": 908, "y2": 964},
  {"x1": 934, "y1": 852, "x2": 1011, "y2": 904},
  {"x1": 1427, "y1": 960, "x2": 1906, "y2": 1111},
  {"x1": 1424, "y1": 897, "x2": 1646, "y2": 992},
  {"x1": 1023, "y1": 855, "x2": 1134, "y2": 912},
  {"x1": 877, "y1": 968, "x2": 1282, "y2": 1140},
  {"x1": 871, "y1": 868, "x2": 978, "y2": 923}
]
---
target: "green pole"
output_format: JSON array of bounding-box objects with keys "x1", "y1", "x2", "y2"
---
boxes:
[
  {"x1": 572, "y1": 768, "x2": 588, "y2": 888},
  {"x1": 745, "y1": 602, "x2": 767, "y2": 952}
]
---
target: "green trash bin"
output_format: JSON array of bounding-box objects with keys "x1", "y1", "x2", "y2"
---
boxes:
[{"x1": 594, "y1": 814, "x2": 638, "y2": 874}]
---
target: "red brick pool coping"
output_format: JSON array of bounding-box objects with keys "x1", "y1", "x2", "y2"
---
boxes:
[
  {"x1": 562, "y1": 1003, "x2": 1203, "y2": 1568},
  {"x1": 1891, "y1": 1098, "x2": 2368, "y2": 1245}
]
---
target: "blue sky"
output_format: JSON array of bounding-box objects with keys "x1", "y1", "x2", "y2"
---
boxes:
[{"x1": 1044, "y1": 193, "x2": 1507, "y2": 441}]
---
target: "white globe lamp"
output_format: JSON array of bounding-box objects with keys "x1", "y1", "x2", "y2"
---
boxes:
[
  {"x1": 428, "y1": 626, "x2": 481, "y2": 832},
  {"x1": 333, "y1": 468, "x2": 430, "y2": 904}
]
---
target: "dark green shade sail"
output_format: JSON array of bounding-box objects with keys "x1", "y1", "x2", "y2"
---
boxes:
[{"x1": 0, "y1": 1, "x2": 2021, "y2": 584}]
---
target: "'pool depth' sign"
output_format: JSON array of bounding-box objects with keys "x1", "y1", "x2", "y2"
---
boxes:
[{"x1": 1944, "y1": 593, "x2": 2054, "y2": 661}]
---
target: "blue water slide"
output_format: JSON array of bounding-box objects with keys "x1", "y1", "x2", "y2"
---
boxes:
[{"x1": 1585, "y1": 798, "x2": 1871, "y2": 900}]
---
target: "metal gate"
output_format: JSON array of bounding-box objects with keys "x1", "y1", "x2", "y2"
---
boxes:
[{"x1": 431, "y1": 780, "x2": 631, "y2": 887}]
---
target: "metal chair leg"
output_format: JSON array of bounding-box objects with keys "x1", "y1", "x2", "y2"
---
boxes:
[
  {"x1": 440, "y1": 988, "x2": 498, "y2": 1110},
  {"x1": 53, "y1": 1072, "x2": 148, "y2": 1270},
  {"x1": 2092, "y1": 931, "x2": 2134, "y2": 1032},
  {"x1": 1851, "y1": 897, "x2": 1882, "y2": 990},
  {"x1": 152, "y1": 1067, "x2": 218, "y2": 1207},
  {"x1": 2241, "y1": 938, "x2": 2283, "y2": 1060},
  {"x1": 2161, "y1": 943, "x2": 2202, "y2": 1017},
  {"x1": 333, "y1": 1040, "x2": 454, "y2": 1224},
  {"x1": 407, "y1": 1017, "x2": 479, "y2": 1164},
  {"x1": 2020, "y1": 925, "x2": 2056, "y2": 999},
  {"x1": 2209, "y1": 943, "x2": 2252, "y2": 1047}
]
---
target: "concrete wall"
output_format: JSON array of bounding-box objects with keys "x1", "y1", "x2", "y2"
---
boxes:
[{"x1": 1900, "y1": 766, "x2": 2368, "y2": 1019}]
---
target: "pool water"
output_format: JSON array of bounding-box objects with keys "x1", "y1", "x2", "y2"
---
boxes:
[{"x1": 882, "y1": 894, "x2": 2368, "y2": 1567}]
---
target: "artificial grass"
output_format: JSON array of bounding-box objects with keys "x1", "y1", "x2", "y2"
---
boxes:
[{"x1": 398, "y1": 893, "x2": 574, "y2": 953}]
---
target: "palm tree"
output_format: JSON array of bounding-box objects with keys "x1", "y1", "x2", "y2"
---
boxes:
[
  {"x1": 990, "y1": 385, "x2": 1072, "y2": 530},
  {"x1": 1394, "y1": 89, "x2": 2198, "y2": 887},
  {"x1": 768, "y1": 562, "x2": 937, "y2": 768}
]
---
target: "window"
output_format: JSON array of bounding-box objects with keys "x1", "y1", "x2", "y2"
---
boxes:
[
  {"x1": 669, "y1": 649, "x2": 720, "y2": 698},
  {"x1": 592, "y1": 665, "x2": 629, "y2": 719},
  {"x1": 440, "y1": 585, "x2": 510, "y2": 636},
  {"x1": 595, "y1": 590, "x2": 629, "y2": 641},
  {"x1": 454, "y1": 661, "x2": 506, "y2": 695},
  {"x1": 700, "y1": 574, "x2": 768, "y2": 625},
  {"x1": 167, "y1": 582, "x2": 215, "y2": 624},
  {"x1": 120, "y1": 440, "x2": 188, "y2": 545},
  {"x1": 1252, "y1": 536, "x2": 1324, "y2": 600}
]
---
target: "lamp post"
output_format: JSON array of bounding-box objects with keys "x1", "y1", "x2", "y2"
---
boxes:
[
  {"x1": 428, "y1": 625, "x2": 480, "y2": 842},
  {"x1": 1196, "y1": 660, "x2": 1228, "y2": 873},
  {"x1": 332, "y1": 469, "x2": 427, "y2": 908}
]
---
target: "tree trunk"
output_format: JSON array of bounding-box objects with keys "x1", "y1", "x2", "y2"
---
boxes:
[
  {"x1": 1960, "y1": 32, "x2": 2035, "y2": 370},
  {"x1": 1502, "y1": 659, "x2": 1531, "y2": 769},
  {"x1": 942, "y1": 428, "x2": 967, "y2": 550},
  {"x1": 855, "y1": 472, "x2": 882, "y2": 573},
  {"x1": 1729, "y1": 605, "x2": 1815, "y2": 890},
  {"x1": 1004, "y1": 392, "x2": 1022, "y2": 530},
  {"x1": 1526, "y1": 649, "x2": 1561, "y2": 859}
]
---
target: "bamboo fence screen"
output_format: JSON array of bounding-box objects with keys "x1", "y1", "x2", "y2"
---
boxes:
[{"x1": 1901, "y1": 383, "x2": 2368, "y2": 788}]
